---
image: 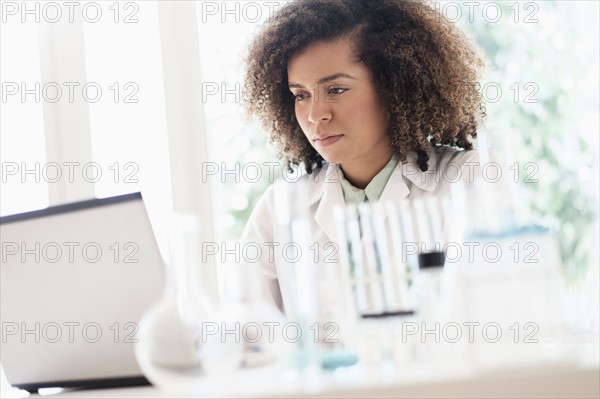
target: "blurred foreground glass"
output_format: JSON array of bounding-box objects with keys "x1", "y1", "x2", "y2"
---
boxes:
[
  {"x1": 204, "y1": 261, "x2": 292, "y2": 375},
  {"x1": 135, "y1": 214, "x2": 210, "y2": 394},
  {"x1": 444, "y1": 159, "x2": 574, "y2": 370},
  {"x1": 272, "y1": 181, "x2": 359, "y2": 371}
]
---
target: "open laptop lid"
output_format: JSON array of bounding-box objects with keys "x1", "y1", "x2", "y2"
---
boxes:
[{"x1": 0, "y1": 193, "x2": 165, "y2": 391}]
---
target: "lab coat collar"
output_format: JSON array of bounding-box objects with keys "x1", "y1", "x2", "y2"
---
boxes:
[
  {"x1": 310, "y1": 148, "x2": 438, "y2": 242},
  {"x1": 306, "y1": 163, "x2": 335, "y2": 207},
  {"x1": 309, "y1": 147, "x2": 438, "y2": 206}
]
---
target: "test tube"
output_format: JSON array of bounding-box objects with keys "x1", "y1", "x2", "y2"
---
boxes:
[
  {"x1": 273, "y1": 182, "x2": 300, "y2": 322},
  {"x1": 398, "y1": 200, "x2": 419, "y2": 283},
  {"x1": 412, "y1": 198, "x2": 433, "y2": 251},
  {"x1": 333, "y1": 206, "x2": 358, "y2": 321},
  {"x1": 370, "y1": 202, "x2": 402, "y2": 312},
  {"x1": 413, "y1": 198, "x2": 445, "y2": 268},
  {"x1": 425, "y1": 197, "x2": 445, "y2": 247},
  {"x1": 290, "y1": 205, "x2": 323, "y2": 370},
  {"x1": 345, "y1": 204, "x2": 379, "y2": 315},
  {"x1": 386, "y1": 201, "x2": 413, "y2": 312},
  {"x1": 357, "y1": 203, "x2": 385, "y2": 315}
]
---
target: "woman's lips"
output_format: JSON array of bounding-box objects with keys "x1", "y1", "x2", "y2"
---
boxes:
[{"x1": 314, "y1": 134, "x2": 343, "y2": 147}]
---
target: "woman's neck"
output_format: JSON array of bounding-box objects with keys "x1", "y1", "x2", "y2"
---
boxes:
[{"x1": 340, "y1": 152, "x2": 394, "y2": 189}]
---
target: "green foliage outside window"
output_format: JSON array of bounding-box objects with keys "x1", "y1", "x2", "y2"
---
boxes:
[{"x1": 455, "y1": 1, "x2": 598, "y2": 283}]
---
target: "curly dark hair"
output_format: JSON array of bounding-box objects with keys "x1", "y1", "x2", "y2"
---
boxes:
[{"x1": 244, "y1": 0, "x2": 487, "y2": 173}]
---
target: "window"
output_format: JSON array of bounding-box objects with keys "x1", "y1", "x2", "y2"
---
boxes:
[{"x1": 1, "y1": 18, "x2": 47, "y2": 215}]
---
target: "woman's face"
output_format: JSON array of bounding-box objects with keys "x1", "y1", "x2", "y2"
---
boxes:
[{"x1": 287, "y1": 38, "x2": 391, "y2": 171}]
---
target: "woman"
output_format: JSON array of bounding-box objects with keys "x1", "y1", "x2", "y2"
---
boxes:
[{"x1": 241, "y1": 0, "x2": 487, "y2": 311}]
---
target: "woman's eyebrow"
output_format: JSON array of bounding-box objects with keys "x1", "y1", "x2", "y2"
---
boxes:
[{"x1": 288, "y1": 72, "x2": 357, "y2": 89}]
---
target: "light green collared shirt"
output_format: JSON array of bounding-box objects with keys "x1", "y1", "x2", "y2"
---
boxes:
[{"x1": 338, "y1": 155, "x2": 400, "y2": 203}]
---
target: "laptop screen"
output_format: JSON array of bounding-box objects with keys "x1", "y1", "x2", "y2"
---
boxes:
[{"x1": 0, "y1": 193, "x2": 165, "y2": 391}]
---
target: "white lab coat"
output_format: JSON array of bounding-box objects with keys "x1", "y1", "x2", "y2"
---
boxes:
[{"x1": 241, "y1": 146, "x2": 482, "y2": 313}]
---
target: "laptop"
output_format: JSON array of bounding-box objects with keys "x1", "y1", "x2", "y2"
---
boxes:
[{"x1": 0, "y1": 192, "x2": 165, "y2": 392}]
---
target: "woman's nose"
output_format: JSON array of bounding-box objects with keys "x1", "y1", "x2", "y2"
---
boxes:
[{"x1": 307, "y1": 96, "x2": 332, "y2": 124}]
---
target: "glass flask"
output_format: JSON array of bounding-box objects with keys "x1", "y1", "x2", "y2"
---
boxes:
[
  {"x1": 135, "y1": 214, "x2": 211, "y2": 393},
  {"x1": 202, "y1": 260, "x2": 293, "y2": 374}
]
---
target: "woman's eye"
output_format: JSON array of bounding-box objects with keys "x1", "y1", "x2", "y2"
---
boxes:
[
  {"x1": 328, "y1": 87, "x2": 347, "y2": 95},
  {"x1": 294, "y1": 92, "x2": 308, "y2": 101}
]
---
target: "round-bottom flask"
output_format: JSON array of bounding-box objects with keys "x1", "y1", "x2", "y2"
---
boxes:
[
  {"x1": 135, "y1": 215, "x2": 210, "y2": 393},
  {"x1": 201, "y1": 262, "x2": 293, "y2": 374}
]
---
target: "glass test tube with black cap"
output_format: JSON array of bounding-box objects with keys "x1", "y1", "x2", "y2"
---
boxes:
[{"x1": 412, "y1": 198, "x2": 446, "y2": 322}]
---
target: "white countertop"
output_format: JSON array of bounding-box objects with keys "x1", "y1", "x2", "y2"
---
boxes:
[{"x1": 18, "y1": 357, "x2": 599, "y2": 399}]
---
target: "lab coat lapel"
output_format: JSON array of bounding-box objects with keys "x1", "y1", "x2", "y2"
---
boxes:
[
  {"x1": 376, "y1": 165, "x2": 411, "y2": 221},
  {"x1": 314, "y1": 164, "x2": 343, "y2": 243}
]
